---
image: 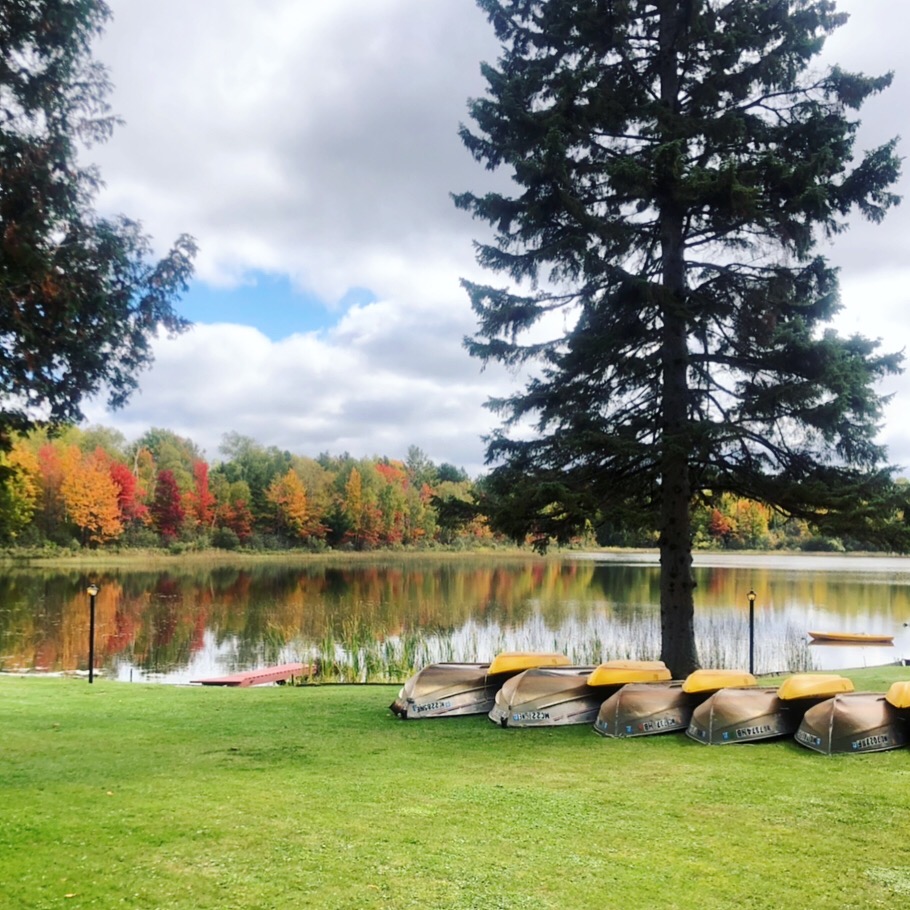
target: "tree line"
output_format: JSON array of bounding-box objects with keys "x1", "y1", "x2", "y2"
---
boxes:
[
  {"x1": 0, "y1": 423, "x2": 900, "y2": 554},
  {"x1": 0, "y1": 426, "x2": 489, "y2": 551}
]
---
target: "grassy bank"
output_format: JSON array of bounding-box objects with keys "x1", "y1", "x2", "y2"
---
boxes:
[
  {"x1": 2, "y1": 668, "x2": 909, "y2": 910},
  {"x1": 0, "y1": 546, "x2": 537, "y2": 570}
]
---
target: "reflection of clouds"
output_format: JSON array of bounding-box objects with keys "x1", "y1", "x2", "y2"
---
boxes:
[{"x1": 9, "y1": 558, "x2": 910, "y2": 681}]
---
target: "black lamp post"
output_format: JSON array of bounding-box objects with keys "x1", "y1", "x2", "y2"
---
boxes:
[
  {"x1": 87, "y1": 583, "x2": 99, "y2": 684},
  {"x1": 748, "y1": 589, "x2": 757, "y2": 675}
]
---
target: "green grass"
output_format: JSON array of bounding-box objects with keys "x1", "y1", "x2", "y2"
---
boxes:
[{"x1": 1, "y1": 668, "x2": 909, "y2": 910}]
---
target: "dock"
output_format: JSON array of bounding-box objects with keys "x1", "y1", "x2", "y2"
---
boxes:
[{"x1": 191, "y1": 662, "x2": 312, "y2": 687}]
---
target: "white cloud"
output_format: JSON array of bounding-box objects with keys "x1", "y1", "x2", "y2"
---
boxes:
[{"x1": 80, "y1": 0, "x2": 910, "y2": 476}]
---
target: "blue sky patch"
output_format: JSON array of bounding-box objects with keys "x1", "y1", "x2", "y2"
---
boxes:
[{"x1": 177, "y1": 272, "x2": 376, "y2": 340}]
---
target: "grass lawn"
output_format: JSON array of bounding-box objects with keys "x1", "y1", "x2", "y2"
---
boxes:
[{"x1": 2, "y1": 667, "x2": 909, "y2": 910}]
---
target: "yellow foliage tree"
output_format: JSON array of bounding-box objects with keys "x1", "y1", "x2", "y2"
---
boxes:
[
  {"x1": 266, "y1": 469, "x2": 312, "y2": 540},
  {"x1": 0, "y1": 438, "x2": 41, "y2": 541},
  {"x1": 60, "y1": 446, "x2": 123, "y2": 546}
]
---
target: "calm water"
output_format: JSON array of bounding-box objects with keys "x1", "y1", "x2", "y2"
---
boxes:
[{"x1": 1, "y1": 552, "x2": 908, "y2": 683}]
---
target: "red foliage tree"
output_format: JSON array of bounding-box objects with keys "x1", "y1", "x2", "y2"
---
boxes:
[
  {"x1": 109, "y1": 460, "x2": 149, "y2": 525},
  {"x1": 220, "y1": 499, "x2": 253, "y2": 542},
  {"x1": 186, "y1": 459, "x2": 216, "y2": 527},
  {"x1": 150, "y1": 469, "x2": 185, "y2": 542}
]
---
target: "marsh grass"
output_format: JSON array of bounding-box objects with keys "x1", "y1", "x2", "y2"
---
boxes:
[
  {"x1": 307, "y1": 611, "x2": 814, "y2": 682},
  {"x1": 1, "y1": 669, "x2": 908, "y2": 910}
]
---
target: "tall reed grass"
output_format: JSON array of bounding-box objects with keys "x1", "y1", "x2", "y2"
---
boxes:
[{"x1": 303, "y1": 611, "x2": 815, "y2": 682}]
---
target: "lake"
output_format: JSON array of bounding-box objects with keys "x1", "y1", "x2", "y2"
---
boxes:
[{"x1": 1, "y1": 552, "x2": 908, "y2": 683}]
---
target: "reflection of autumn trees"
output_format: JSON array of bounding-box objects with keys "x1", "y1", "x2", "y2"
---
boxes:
[{"x1": 3, "y1": 560, "x2": 910, "y2": 676}]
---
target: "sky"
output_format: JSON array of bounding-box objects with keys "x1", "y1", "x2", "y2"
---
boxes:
[{"x1": 79, "y1": 0, "x2": 910, "y2": 477}]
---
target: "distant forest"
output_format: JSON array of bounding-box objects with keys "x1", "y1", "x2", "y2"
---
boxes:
[{"x1": 0, "y1": 424, "x2": 898, "y2": 554}]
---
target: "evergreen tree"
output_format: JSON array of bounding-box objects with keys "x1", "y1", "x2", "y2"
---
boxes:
[
  {"x1": 0, "y1": 1, "x2": 195, "y2": 449},
  {"x1": 456, "y1": 0, "x2": 903, "y2": 674}
]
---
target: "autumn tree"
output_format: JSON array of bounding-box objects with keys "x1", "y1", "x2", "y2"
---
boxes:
[
  {"x1": 35, "y1": 443, "x2": 67, "y2": 540},
  {"x1": 0, "y1": 437, "x2": 40, "y2": 542},
  {"x1": 150, "y1": 469, "x2": 185, "y2": 542},
  {"x1": 212, "y1": 476, "x2": 254, "y2": 544},
  {"x1": 458, "y1": 0, "x2": 903, "y2": 675},
  {"x1": 290, "y1": 455, "x2": 333, "y2": 521},
  {"x1": 184, "y1": 460, "x2": 216, "y2": 530},
  {"x1": 341, "y1": 466, "x2": 381, "y2": 549},
  {"x1": 59, "y1": 446, "x2": 122, "y2": 545},
  {"x1": 266, "y1": 468, "x2": 322, "y2": 542},
  {"x1": 109, "y1": 460, "x2": 149, "y2": 527},
  {"x1": 0, "y1": 1, "x2": 195, "y2": 451}
]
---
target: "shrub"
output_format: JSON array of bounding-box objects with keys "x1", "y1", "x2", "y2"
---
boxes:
[{"x1": 212, "y1": 526, "x2": 241, "y2": 550}]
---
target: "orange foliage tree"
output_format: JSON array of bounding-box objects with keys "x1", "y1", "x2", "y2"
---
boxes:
[
  {"x1": 184, "y1": 459, "x2": 216, "y2": 529},
  {"x1": 59, "y1": 445, "x2": 123, "y2": 545},
  {"x1": 342, "y1": 467, "x2": 381, "y2": 549}
]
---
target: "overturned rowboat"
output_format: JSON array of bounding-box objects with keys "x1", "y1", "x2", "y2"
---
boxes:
[
  {"x1": 489, "y1": 660, "x2": 671, "y2": 728},
  {"x1": 686, "y1": 674, "x2": 855, "y2": 745},
  {"x1": 389, "y1": 651, "x2": 570, "y2": 719},
  {"x1": 594, "y1": 669, "x2": 757, "y2": 738},
  {"x1": 795, "y1": 692, "x2": 909, "y2": 754}
]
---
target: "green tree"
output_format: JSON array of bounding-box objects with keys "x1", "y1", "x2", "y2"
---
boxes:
[
  {"x1": 132, "y1": 429, "x2": 203, "y2": 492},
  {"x1": 216, "y1": 432, "x2": 291, "y2": 522},
  {"x1": 0, "y1": 1, "x2": 195, "y2": 449},
  {"x1": 457, "y1": 0, "x2": 903, "y2": 675},
  {"x1": 405, "y1": 445, "x2": 437, "y2": 489}
]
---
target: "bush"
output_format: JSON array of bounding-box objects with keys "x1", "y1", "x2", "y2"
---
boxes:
[
  {"x1": 801, "y1": 535, "x2": 846, "y2": 553},
  {"x1": 122, "y1": 526, "x2": 161, "y2": 548},
  {"x1": 212, "y1": 527, "x2": 241, "y2": 550}
]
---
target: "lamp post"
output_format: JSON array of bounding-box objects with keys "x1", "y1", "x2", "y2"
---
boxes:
[
  {"x1": 748, "y1": 589, "x2": 757, "y2": 676},
  {"x1": 87, "y1": 584, "x2": 99, "y2": 684}
]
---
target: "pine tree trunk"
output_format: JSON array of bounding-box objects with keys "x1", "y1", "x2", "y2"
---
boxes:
[
  {"x1": 658, "y1": 296, "x2": 699, "y2": 678},
  {"x1": 657, "y1": 0, "x2": 699, "y2": 678}
]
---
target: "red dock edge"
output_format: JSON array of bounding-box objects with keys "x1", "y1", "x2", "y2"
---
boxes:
[{"x1": 191, "y1": 662, "x2": 313, "y2": 687}]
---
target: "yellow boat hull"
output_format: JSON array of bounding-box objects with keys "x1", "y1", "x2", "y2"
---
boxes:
[
  {"x1": 487, "y1": 651, "x2": 571, "y2": 675},
  {"x1": 777, "y1": 673, "x2": 855, "y2": 701},
  {"x1": 886, "y1": 680, "x2": 910, "y2": 709},
  {"x1": 682, "y1": 668, "x2": 757, "y2": 694},
  {"x1": 587, "y1": 660, "x2": 671, "y2": 687}
]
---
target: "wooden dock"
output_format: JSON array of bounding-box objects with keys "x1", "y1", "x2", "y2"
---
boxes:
[{"x1": 191, "y1": 662, "x2": 312, "y2": 687}]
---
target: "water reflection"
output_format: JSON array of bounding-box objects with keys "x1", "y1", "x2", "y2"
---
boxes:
[{"x1": 0, "y1": 554, "x2": 907, "y2": 683}]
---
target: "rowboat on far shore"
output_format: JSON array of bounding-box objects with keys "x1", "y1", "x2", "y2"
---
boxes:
[{"x1": 807, "y1": 631, "x2": 894, "y2": 645}]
